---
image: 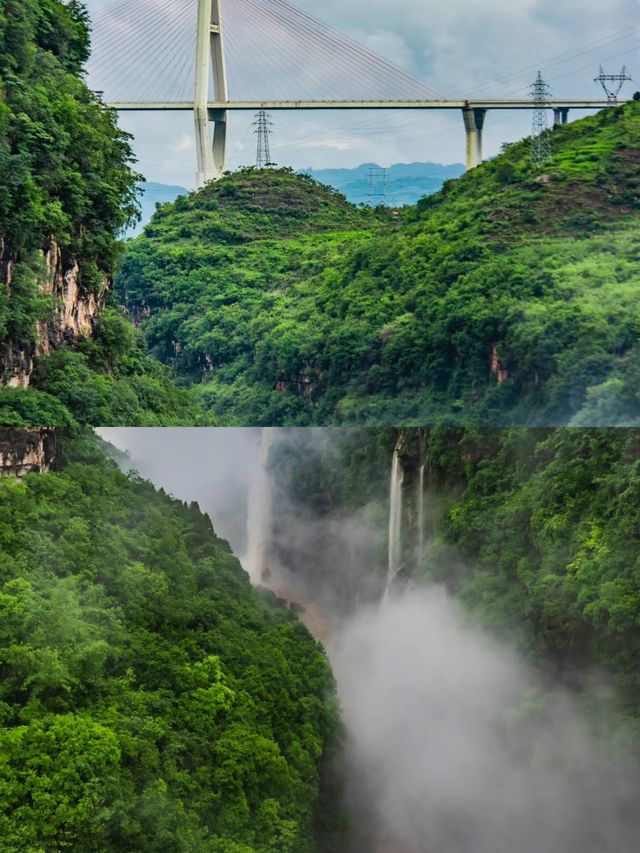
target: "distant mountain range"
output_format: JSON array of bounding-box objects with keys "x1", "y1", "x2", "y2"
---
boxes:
[
  {"x1": 301, "y1": 162, "x2": 466, "y2": 207},
  {"x1": 128, "y1": 182, "x2": 189, "y2": 237},
  {"x1": 128, "y1": 163, "x2": 464, "y2": 236}
]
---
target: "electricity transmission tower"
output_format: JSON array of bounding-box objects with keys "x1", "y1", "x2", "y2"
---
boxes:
[
  {"x1": 253, "y1": 110, "x2": 274, "y2": 168},
  {"x1": 368, "y1": 167, "x2": 388, "y2": 206},
  {"x1": 594, "y1": 66, "x2": 632, "y2": 104},
  {"x1": 530, "y1": 71, "x2": 552, "y2": 168}
]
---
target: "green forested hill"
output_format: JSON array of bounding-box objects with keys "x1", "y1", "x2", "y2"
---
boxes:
[
  {"x1": 0, "y1": 433, "x2": 339, "y2": 851},
  {"x1": 0, "y1": 0, "x2": 210, "y2": 427},
  {"x1": 118, "y1": 102, "x2": 640, "y2": 426}
]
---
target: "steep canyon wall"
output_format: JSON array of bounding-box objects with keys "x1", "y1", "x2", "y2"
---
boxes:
[
  {"x1": 0, "y1": 428, "x2": 58, "y2": 475},
  {"x1": 0, "y1": 238, "x2": 105, "y2": 387}
]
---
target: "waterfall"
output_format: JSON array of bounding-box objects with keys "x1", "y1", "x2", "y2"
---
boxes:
[
  {"x1": 244, "y1": 429, "x2": 334, "y2": 648},
  {"x1": 386, "y1": 439, "x2": 404, "y2": 594},
  {"x1": 417, "y1": 428, "x2": 427, "y2": 561},
  {"x1": 245, "y1": 428, "x2": 275, "y2": 585},
  {"x1": 417, "y1": 462, "x2": 425, "y2": 557}
]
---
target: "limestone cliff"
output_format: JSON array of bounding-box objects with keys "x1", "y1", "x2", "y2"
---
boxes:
[
  {"x1": 0, "y1": 428, "x2": 58, "y2": 476},
  {"x1": 0, "y1": 238, "x2": 106, "y2": 387}
]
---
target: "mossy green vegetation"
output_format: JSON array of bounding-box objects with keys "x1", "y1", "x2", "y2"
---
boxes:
[
  {"x1": 119, "y1": 104, "x2": 640, "y2": 426},
  {"x1": 0, "y1": 432, "x2": 340, "y2": 851},
  {"x1": 0, "y1": 0, "x2": 210, "y2": 427}
]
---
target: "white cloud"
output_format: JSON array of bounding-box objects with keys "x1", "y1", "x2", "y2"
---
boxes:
[
  {"x1": 361, "y1": 30, "x2": 417, "y2": 73},
  {"x1": 295, "y1": 137, "x2": 363, "y2": 151}
]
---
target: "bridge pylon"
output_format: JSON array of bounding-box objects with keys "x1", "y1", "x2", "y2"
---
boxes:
[
  {"x1": 195, "y1": 0, "x2": 228, "y2": 187},
  {"x1": 463, "y1": 107, "x2": 487, "y2": 170}
]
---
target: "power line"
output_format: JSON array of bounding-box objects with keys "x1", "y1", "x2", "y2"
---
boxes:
[
  {"x1": 456, "y1": 23, "x2": 639, "y2": 98},
  {"x1": 502, "y1": 44, "x2": 640, "y2": 96}
]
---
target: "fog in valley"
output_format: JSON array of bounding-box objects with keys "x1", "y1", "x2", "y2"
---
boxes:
[
  {"x1": 97, "y1": 428, "x2": 640, "y2": 853},
  {"x1": 338, "y1": 590, "x2": 639, "y2": 852}
]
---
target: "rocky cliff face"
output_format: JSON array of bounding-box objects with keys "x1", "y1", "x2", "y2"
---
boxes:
[
  {"x1": 0, "y1": 428, "x2": 58, "y2": 476},
  {"x1": 0, "y1": 238, "x2": 106, "y2": 387}
]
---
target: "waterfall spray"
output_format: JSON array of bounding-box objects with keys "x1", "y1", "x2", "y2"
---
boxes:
[
  {"x1": 386, "y1": 437, "x2": 404, "y2": 595},
  {"x1": 245, "y1": 428, "x2": 275, "y2": 584}
]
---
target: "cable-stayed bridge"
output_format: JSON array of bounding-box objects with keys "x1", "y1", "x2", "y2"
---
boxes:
[{"x1": 88, "y1": 0, "x2": 628, "y2": 185}]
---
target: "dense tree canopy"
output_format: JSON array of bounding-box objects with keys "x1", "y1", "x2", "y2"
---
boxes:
[
  {"x1": 0, "y1": 305, "x2": 214, "y2": 427},
  {"x1": 0, "y1": 0, "x2": 137, "y2": 271},
  {"x1": 0, "y1": 432, "x2": 340, "y2": 851},
  {"x1": 427, "y1": 429, "x2": 640, "y2": 701}
]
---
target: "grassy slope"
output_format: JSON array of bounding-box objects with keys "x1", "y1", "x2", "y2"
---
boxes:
[{"x1": 118, "y1": 104, "x2": 640, "y2": 426}]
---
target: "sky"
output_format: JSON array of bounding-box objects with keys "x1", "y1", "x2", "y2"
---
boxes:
[{"x1": 84, "y1": 0, "x2": 640, "y2": 188}]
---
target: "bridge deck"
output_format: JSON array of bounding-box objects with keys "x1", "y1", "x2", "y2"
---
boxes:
[{"x1": 108, "y1": 99, "x2": 625, "y2": 111}]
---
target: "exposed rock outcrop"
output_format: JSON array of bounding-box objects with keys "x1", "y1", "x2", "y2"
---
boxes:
[
  {"x1": 0, "y1": 238, "x2": 106, "y2": 387},
  {"x1": 491, "y1": 343, "x2": 509, "y2": 384},
  {"x1": 0, "y1": 428, "x2": 58, "y2": 476}
]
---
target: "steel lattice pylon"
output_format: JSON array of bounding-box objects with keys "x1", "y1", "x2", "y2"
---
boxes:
[
  {"x1": 368, "y1": 167, "x2": 388, "y2": 206},
  {"x1": 253, "y1": 110, "x2": 274, "y2": 167},
  {"x1": 530, "y1": 71, "x2": 552, "y2": 168},
  {"x1": 594, "y1": 66, "x2": 632, "y2": 105}
]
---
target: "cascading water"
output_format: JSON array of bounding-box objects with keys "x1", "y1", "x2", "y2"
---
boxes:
[
  {"x1": 417, "y1": 428, "x2": 427, "y2": 562},
  {"x1": 417, "y1": 463, "x2": 425, "y2": 556},
  {"x1": 245, "y1": 428, "x2": 275, "y2": 584},
  {"x1": 386, "y1": 437, "x2": 404, "y2": 595}
]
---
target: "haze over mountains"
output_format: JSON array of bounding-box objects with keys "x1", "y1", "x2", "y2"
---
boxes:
[
  {"x1": 130, "y1": 182, "x2": 189, "y2": 236},
  {"x1": 131, "y1": 162, "x2": 464, "y2": 235},
  {"x1": 301, "y1": 161, "x2": 466, "y2": 206}
]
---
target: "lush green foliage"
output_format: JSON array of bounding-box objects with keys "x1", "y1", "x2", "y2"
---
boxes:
[
  {"x1": 0, "y1": 306, "x2": 213, "y2": 427},
  {"x1": 117, "y1": 168, "x2": 392, "y2": 425},
  {"x1": 119, "y1": 106, "x2": 640, "y2": 426},
  {"x1": 0, "y1": 0, "x2": 211, "y2": 427},
  {"x1": 0, "y1": 0, "x2": 138, "y2": 274},
  {"x1": 425, "y1": 429, "x2": 640, "y2": 708},
  {"x1": 0, "y1": 434, "x2": 339, "y2": 851}
]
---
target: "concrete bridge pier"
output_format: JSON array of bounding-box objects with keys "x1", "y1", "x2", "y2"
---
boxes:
[
  {"x1": 195, "y1": 0, "x2": 228, "y2": 187},
  {"x1": 553, "y1": 107, "x2": 570, "y2": 126},
  {"x1": 463, "y1": 107, "x2": 487, "y2": 170}
]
